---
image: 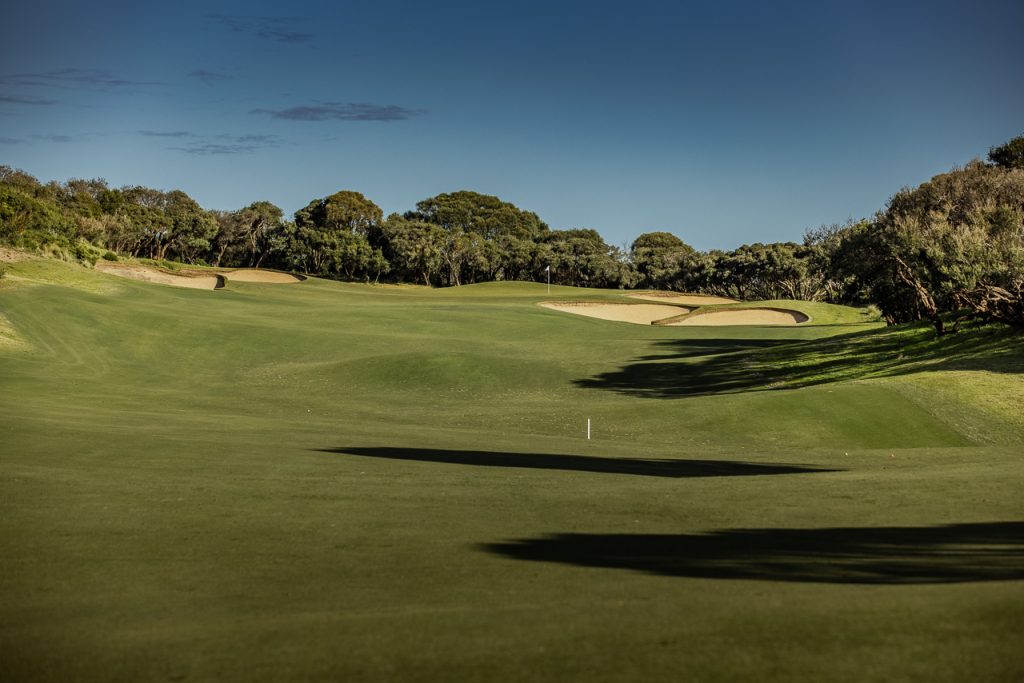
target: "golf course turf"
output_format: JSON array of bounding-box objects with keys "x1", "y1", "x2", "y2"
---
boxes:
[{"x1": 1, "y1": 255, "x2": 1022, "y2": 681}]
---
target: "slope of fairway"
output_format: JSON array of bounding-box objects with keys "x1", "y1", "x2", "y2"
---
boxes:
[{"x1": 1, "y1": 257, "x2": 1022, "y2": 682}]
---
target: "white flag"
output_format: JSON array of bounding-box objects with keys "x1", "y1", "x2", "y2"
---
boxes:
[{"x1": 545, "y1": 265, "x2": 550, "y2": 272}]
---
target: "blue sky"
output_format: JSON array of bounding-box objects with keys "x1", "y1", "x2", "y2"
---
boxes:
[{"x1": 2, "y1": 0, "x2": 1022, "y2": 250}]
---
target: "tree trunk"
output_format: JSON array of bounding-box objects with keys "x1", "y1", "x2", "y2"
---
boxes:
[{"x1": 893, "y1": 256, "x2": 945, "y2": 335}]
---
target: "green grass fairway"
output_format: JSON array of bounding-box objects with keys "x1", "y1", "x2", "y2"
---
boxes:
[{"x1": 2, "y1": 257, "x2": 1023, "y2": 681}]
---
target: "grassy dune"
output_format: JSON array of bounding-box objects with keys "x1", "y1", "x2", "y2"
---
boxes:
[{"x1": 1, "y1": 256, "x2": 1022, "y2": 681}]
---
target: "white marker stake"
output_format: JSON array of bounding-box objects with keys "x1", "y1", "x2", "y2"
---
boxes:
[{"x1": 587, "y1": 418, "x2": 591, "y2": 440}]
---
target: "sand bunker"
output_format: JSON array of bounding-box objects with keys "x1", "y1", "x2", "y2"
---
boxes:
[
  {"x1": 95, "y1": 263, "x2": 306, "y2": 289},
  {"x1": 540, "y1": 301, "x2": 689, "y2": 325},
  {"x1": 95, "y1": 262, "x2": 222, "y2": 290},
  {"x1": 628, "y1": 291, "x2": 739, "y2": 306},
  {"x1": 665, "y1": 308, "x2": 809, "y2": 326},
  {"x1": 220, "y1": 269, "x2": 304, "y2": 283}
]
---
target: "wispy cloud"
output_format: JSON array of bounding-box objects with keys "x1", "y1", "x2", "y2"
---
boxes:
[
  {"x1": 0, "y1": 68, "x2": 163, "y2": 89},
  {"x1": 0, "y1": 94, "x2": 57, "y2": 105},
  {"x1": 0, "y1": 132, "x2": 95, "y2": 144},
  {"x1": 169, "y1": 142, "x2": 266, "y2": 155},
  {"x1": 139, "y1": 130, "x2": 194, "y2": 138},
  {"x1": 223, "y1": 134, "x2": 281, "y2": 143},
  {"x1": 167, "y1": 133, "x2": 284, "y2": 155},
  {"x1": 207, "y1": 15, "x2": 313, "y2": 44},
  {"x1": 189, "y1": 69, "x2": 234, "y2": 85},
  {"x1": 251, "y1": 102, "x2": 424, "y2": 122},
  {"x1": 31, "y1": 134, "x2": 81, "y2": 143}
]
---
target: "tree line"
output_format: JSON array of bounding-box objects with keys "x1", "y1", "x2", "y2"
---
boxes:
[{"x1": 1, "y1": 135, "x2": 1022, "y2": 331}]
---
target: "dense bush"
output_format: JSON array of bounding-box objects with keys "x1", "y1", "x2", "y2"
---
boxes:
[{"x1": 833, "y1": 156, "x2": 1024, "y2": 332}]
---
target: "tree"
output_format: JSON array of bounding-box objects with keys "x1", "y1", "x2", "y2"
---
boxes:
[
  {"x1": 379, "y1": 216, "x2": 446, "y2": 286},
  {"x1": 837, "y1": 160, "x2": 1024, "y2": 332},
  {"x1": 493, "y1": 235, "x2": 536, "y2": 282},
  {"x1": 291, "y1": 190, "x2": 385, "y2": 278},
  {"x1": 802, "y1": 221, "x2": 865, "y2": 303},
  {"x1": 988, "y1": 135, "x2": 1024, "y2": 170},
  {"x1": 294, "y1": 190, "x2": 383, "y2": 237},
  {"x1": 213, "y1": 201, "x2": 285, "y2": 267},
  {"x1": 119, "y1": 186, "x2": 172, "y2": 259},
  {"x1": 540, "y1": 229, "x2": 631, "y2": 288},
  {"x1": 0, "y1": 185, "x2": 73, "y2": 247},
  {"x1": 629, "y1": 231, "x2": 695, "y2": 290},
  {"x1": 410, "y1": 191, "x2": 548, "y2": 241},
  {"x1": 163, "y1": 190, "x2": 218, "y2": 264}
]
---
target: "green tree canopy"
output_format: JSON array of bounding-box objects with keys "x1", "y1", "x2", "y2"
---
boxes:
[
  {"x1": 630, "y1": 231, "x2": 688, "y2": 252},
  {"x1": 212, "y1": 201, "x2": 285, "y2": 267},
  {"x1": 295, "y1": 190, "x2": 383, "y2": 236},
  {"x1": 410, "y1": 191, "x2": 548, "y2": 241},
  {"x1": 837, "y1": 160, "x2": 1024, "y2": 331},
  {"x1": 629, "y1": 231, "x2": 695, "y2": 290},
  {"x1": 988, "y1": 135, "x2": 1024, "y2": 170}
]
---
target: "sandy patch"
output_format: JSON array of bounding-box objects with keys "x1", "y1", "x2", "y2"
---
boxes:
[
  {"x1": 221, "y1": 269, "x2": 304, "y2": 283},
  {"x1": 540, "y1": 301, "x2": 689, "y2": 325},
  {"x1": 628, "y1": 291, "x2": 739, "y2": 305},
  {"x1": 95, "y1": 261, "x2": 222, "y2": 290},
  {"x1": 665, "y1": 308, "x2": 809, "y2": 326},
  {"x1": 0, "y1": 247, "x2": 31, "y2": 263}
]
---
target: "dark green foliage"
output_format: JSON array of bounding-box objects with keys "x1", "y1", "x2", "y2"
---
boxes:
[
  {"x1": 377, "y1": 215, "x2": 445, "y2": 286},
  {"x1": 629, "y1": 231, "x2": 695, "y2": 290},
  {"x1": 296, "y1": 190, "x2": 383, "y2": 236},
  {"x1": 409, "y1": 190, "x2": 548, "y2": 240},
  {"x1": 988, "y1": 134, "x2": 1024, "y2": 170},
  {"x1": 0, "y1": 166, "x2": 852, "y2": 292},
  {"x1": 630, "y1": 231, "x2": 687, "y2": 251},
  {"x1": 540, "y1": 229, "x2": 632, "y2": 288},
  {"x1": 709, "y1": 243, "x2": 818, "y2": 301},
  {"x1": 835, "y1": 161, "x2": 1024, "y2": 331},
  {"x1": 285, "y1": 191, "x2": 385, "y2": 280},
  {"x1": 0, "y1": 178, "x2": 76, "y2": 249},
  {"x1": 212, "y1": 201, "x2": 286, "y2": 268}
]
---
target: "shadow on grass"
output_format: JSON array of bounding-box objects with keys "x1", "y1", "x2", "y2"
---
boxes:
[
  {"x1": 576, "y1": 323, "x2": 1024, "y2": 398},
  {"x1": 482, "y1": 522, "x2": 1024, "y2": 584},
  {"x1": 318, "y1": 447, "x2": 841, "y2": 479}
]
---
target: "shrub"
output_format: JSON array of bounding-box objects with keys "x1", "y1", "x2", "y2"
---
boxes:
[{"x1": 71, "y1": 241, "x2": 102, "y2": 265}]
